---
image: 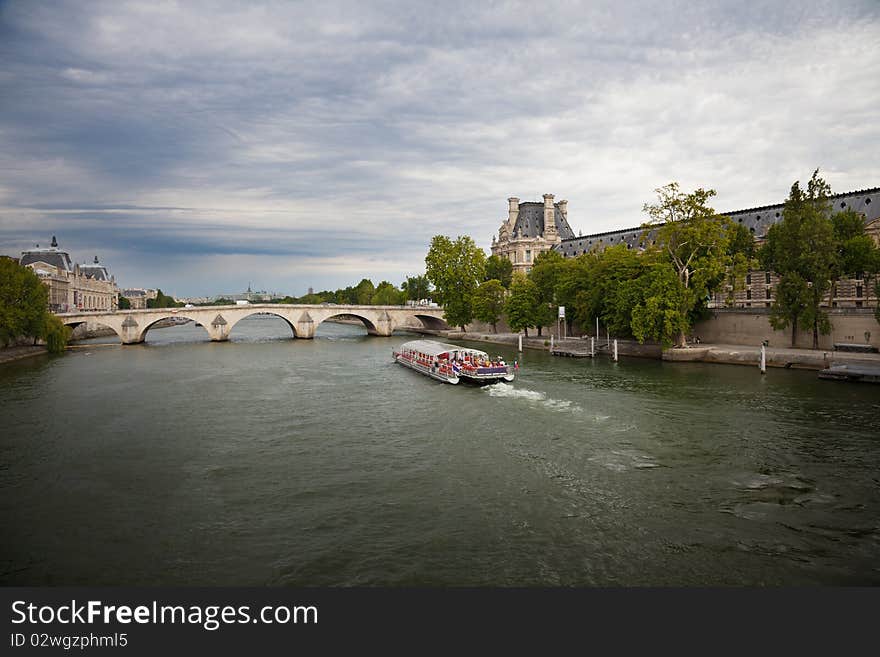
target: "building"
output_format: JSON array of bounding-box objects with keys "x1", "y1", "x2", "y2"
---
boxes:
[
  {"x1": 493, "y1": 188, "x2": 880, "y2": 308},
  {"x1": 19, "y1": 237, "x2": 119, "y2": 312},
  {"x1": 121, "y1": 288, "x2": 158, "y2": 310},
  {"x1": 491, "y1": 194, "x2": 576, "y2": 274}
]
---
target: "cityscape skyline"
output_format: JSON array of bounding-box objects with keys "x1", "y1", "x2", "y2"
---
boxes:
[{"x1": 1, "y1": 1, "x2": 879, "y2": 296}]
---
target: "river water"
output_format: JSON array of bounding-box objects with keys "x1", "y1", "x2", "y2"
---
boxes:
[{"x1": 1, "y1": 316, "x2": 878, "y2": 585}]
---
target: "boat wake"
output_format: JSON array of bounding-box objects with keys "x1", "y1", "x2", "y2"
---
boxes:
[{"x1": 483, "y1": 383, "x2": 582, "y2": 413}]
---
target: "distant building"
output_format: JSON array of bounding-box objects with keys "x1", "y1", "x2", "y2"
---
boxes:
[
  {"x1": 121, "y1": 288, "x2": 158, "y2": 310},
  {"x1": 19, "y1": 237, "x2": 118, "y2": 312}
]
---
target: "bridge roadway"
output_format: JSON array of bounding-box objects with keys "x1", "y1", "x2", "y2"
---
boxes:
[{"x1": 57, "y1": 304, "x2": 449, "y2": 345}]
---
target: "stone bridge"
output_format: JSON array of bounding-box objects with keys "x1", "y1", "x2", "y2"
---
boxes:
[{"x1": 57, "y1": 304, "x2": 449, "y2": 345}]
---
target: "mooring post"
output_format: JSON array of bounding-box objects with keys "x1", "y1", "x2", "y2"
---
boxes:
[
  {"x1": 760, "y1": 344, "x2": 766, "y2": 374},
  {"x1": 613, "y1": 339, "x2": 618, "y2": 362},
  {"x1": 591, "y1": 337, "x2": 595, "y2": 357},
  {"x1": 518, "y1": 334, "x2": 523, "y2": 352}
]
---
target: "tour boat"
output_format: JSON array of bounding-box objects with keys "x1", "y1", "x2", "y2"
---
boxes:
[{"x1": 392, "y1": 339, "x2": 514, "y2": 385}]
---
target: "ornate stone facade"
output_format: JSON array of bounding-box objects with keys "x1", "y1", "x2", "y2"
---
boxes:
[
  {"x1": 491, "y1": 194, "x2": 575, "y2": 274},
  {"x1": 20, "y1": 237, "x2": 119, "y2": 312}
]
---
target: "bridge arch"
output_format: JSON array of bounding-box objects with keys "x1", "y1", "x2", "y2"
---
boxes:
[
  {"x1": 226, "y1": 310, "x2": 298, "y2": 338},
  {"x1": 411, "y1": 314, "x2": 449, "y2": 331},
  {"x1": 316, "y1": 312, "x2": 377, "y2": 334},
  {"x1": 61, "y1": 318, "x2": 123, "y2": 342},
  {"x1": 138, "y1": 315, "x2": 210, "y2": 343}
]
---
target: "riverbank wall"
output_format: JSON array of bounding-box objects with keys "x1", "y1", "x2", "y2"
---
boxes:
[{"x1": 423, "y1": 328, "x2": 880, "y2": 372}]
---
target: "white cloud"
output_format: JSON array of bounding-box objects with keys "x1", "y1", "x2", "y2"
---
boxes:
[{"x1": 1, "y1": 0, "x2": 878, "y2": 294}]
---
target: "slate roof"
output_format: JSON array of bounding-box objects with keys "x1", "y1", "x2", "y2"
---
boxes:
[
  {"x1": 79, "y1": 264, "x2": 110, "y2": 281},
  {"x1": 555, "y1": 187, "x2": 880, "y2": 257},
  {"x1": 20, "y1": 249, "x2": 73, "y2": 272},
  {"x1": 512, "y1": 202, "x2": 576, "y2": 240}
]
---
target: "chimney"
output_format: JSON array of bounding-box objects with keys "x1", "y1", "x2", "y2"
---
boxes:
[
  {"x1": 543, "y1": 193, "x2": 556, "y2": 237},
  {"x1": 558, "y1": 199, "x2": 568, "y2": 220},
  {"x1": 507, "y1": 197, "x2": 519, "y2": 230}
]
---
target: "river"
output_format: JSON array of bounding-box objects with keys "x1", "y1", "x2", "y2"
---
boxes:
[{"x1": 1, "y1": 316, "x2": 878, "y2": 585}]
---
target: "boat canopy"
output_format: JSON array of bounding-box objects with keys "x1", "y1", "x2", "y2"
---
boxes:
[{"x1": 398, "y1": 340, "x2": 488, "y2": 358}]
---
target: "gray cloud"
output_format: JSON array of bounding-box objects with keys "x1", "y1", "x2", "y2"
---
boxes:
[{"x1": 1, "y1": 0, "x2": 878, "y2": 295}]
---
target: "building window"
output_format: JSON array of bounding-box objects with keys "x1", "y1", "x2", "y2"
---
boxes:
[
  {"x1": 857, "y1": 285, "x2": 863, "y2": 298},
  {"x1": 746, "y1": 274, "x2": 751, "y2": 285},
  {"x1": 855, "y1": 301, "x2": 863, "y2": 308},
  {"x1": 526, "y1": 250, "x2": 531, "y2": 262},
  {"x1": 765, "y1": 272, "x2": 771, "y2": 284},
  {"x1": 746, "y1": 290, "x2": 752, "y2": 300},
  {"x1": 765, "y1": 289, "x2": 771, "y2": 299}
]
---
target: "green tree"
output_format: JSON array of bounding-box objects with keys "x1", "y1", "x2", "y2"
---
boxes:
[
  {"x1": 641, "y1": 183, "x2": 736, "y2": 347},
  {"x1": 425, "y1": 235, "x2": 486, "y2": 330},
  {"x1": 373, "y1": 281, "x2": 403, "y2": 305},
  {"x1": 484, "y1": 255, "x2": 513, "y2": 288},
  {"x1": 147, "y1": 289, "x2": 180, "y2": 308},
  {"x1": 529, "y1": 250, "x2": 565, "y2": 335},
  {"x1": 42, "y1": 313, "x2": 70, "y2": 354},
  {"x1": 0, "y1": 259, "x2": 48, "y2": 346},
  {"x1": 472, "y1": 279, "x2": 506, "y2": 333},
  {"x1": 401, "y1": 275, "x2": 432, "y2": 302},
  {"x1": 759, "y1": 170, "x2": 836, "y2": 348},
  {"x1": 354, "y1": 279, "x2": 375, "y2": 305},
  {"x1": 505, "y1": 271, "x2": 540, "y2": 336},
  {"x1": 118, "y1": 294, "x2": 131, "y2": 310},
  {"x1": 630, "y1": 263, "x2": 691, "y2": 347}
]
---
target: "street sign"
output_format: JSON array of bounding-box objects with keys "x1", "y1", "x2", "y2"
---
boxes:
[{"x1": 558, "y1": 306, "x2": 565, "y2": 319}]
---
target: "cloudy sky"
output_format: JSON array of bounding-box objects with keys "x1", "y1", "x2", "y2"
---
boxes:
[{"x1": 1, "y1": 1, "x2": 878, "y2": 297}]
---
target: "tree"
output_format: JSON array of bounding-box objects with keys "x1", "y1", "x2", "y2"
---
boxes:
[
  {"x1": 0, "y1": 259, "x2": 48, "y2": 347},
  {"x1": 372, "y1": 281, "x2": 403, "y2": 305},
  {"x1": 401, "y1": 275, "x2": 432, "y2": 302},
  {"x1": 472, "y1": 279, "x2": 506, "y2": 333},
  {"x1": 759, "y1": 170, "x2": 836, "y2": 348},
  {"x1": 42, "y1": 313, "x2": 70, "y2": 354},
  {"x1": 118, "y1": 295, "x2": 131, "y2": 310},
  {"x1": 484, "y1": 255, "x2": 513, "y2": 288},
  {"x1": 529, "y1": 250, "x2": 564, "y2": 335},
  {"x1": 354, "y1": 279, "x2": 375, "y2": 305},
  {"x1": 641, "y1": 183, "x2": 736, "y2": 347},
  {"x1": 505, "y1": 271, "x2": 540, "y2": 336},
  {"x1": 425, "y1": 235, "x2": 486, "y2": 331},
  {"x1": 630, "y1": 263, "x2": 691, "y2": 347},
  {"x1": 147, "y1": 289, "x2": 180, "y2": 308}
]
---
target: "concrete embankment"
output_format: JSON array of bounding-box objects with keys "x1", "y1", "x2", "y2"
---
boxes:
[
  {"x1": 0, "y1": 345, "x2": 48, "y2": 364},
  {"x1": 426, "y1": 329, "x2": 880, "y2": 376}
]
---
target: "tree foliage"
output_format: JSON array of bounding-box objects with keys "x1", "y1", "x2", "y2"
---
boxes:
[
  {"x1": 372, "y1": 280, "x2": 404, "y2": 305},
  {"x1": 759, "y1": 170, "x2": 836, "y2": 348},
  {"x1": 425, "y1": 235, "x2": 486, "y2": 330},
  {"x1": 472, "y1": 279, "x2": 506, "y2": 333},
  {"x1": 484, "y1": 255, "x2": 513, "y2": 288},
  {"x1": 401, "y1": 275, "x2": 432, "y2": 301},
  {"x1": 0, "y1": 259, "x2": 48, "y2": 346},
  {"x1": 640, "y1": 183, "x2": 738, "y2": 347},
  {"x1": 505, "y1": 271, "x2": 539, "y2": 336},
  {"x1": 147, "y1": 289, "x2": 181, "y2": 308},
  {"x1": 43, "y1": 313, "x2": 70, "y2": 354}
]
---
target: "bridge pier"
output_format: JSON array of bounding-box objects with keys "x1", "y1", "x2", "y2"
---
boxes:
[
  {"x1": 209, "y1": 314, "x2": 230, "y2": 342},
  {"x1": 294, "y1": 311, "x2": 316, "y2": 339},
  {"x1": 120, "y1": 316, "x2": 144, "y2": 345},
  {"x1": 368, "y1": 311, "x2": 394, "y2": 337}
]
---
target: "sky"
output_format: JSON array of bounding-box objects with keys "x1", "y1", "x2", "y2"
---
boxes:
[{"x1": 1, "y1": 0, "x2": 878, "y2": 297}]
